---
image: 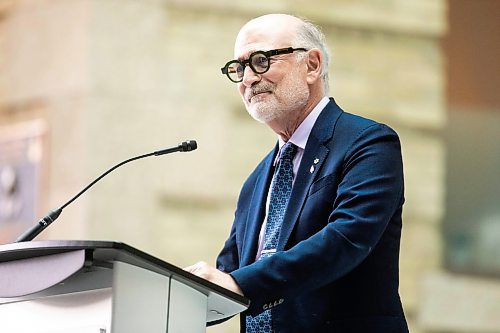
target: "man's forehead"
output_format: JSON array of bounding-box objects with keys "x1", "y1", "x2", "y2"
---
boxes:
[
  {"x1": 233, "y1": 26, "x2": 292, "y2": 59},
  {"x1": 233, "y1": 43, "x2": 275, "y2": 60},
  {"x1": 231, "y1": 14, "x2": 304, "y2": 60}
]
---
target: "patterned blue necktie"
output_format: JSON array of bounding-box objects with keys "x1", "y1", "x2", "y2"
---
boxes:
[{"x1": 246, "y1": 142, "x2": 297, "y2": 333}]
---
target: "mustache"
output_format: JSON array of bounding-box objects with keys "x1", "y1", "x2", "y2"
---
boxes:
[{"x1": 246, "y1": 82, "x2": 274, "y2": 101}]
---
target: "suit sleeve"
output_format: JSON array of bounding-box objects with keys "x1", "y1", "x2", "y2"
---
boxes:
[
  {"x1": 230, "y1": 123, "x2": 404, "y2": 315},
  {"x1": 216, "y1": 218, "x2": 239, "y2": 273}
]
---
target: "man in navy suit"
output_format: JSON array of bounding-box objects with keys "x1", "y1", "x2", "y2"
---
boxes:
[{"x1": 186, "y1": 13, "x2": 409, "y2": 332}]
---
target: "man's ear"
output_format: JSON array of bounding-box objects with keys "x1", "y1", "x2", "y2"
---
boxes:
[{"x1": 305, "y1": 48, "x2": 322, "y2": 85}]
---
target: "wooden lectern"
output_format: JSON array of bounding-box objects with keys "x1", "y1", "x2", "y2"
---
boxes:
[{"x1": 0, "y1": 240, "x2": 249, "y2": 333}]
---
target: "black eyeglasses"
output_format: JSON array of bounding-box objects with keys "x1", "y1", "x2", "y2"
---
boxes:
[{"x1": 220, "y1": 47, "x2": 308, "y2": 83}]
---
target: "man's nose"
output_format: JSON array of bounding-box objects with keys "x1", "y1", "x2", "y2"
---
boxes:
[{"x1": 241, "y1": 65, "x2": 261, "y2": 87}]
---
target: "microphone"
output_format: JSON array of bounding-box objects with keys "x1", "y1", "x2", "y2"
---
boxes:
[{"x1": 15, "y1": 140, "x2": 197, "y2": 243}]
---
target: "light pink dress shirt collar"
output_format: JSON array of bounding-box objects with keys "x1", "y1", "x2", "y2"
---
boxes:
[{"x1": 274, "y1": 96, "x2": 330, "y2": 169}]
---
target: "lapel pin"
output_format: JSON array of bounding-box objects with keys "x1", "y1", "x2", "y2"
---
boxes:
[
  {"x1": 310, "y1": 165, "x2": 315, "y2": 173},
  {"x1": 313, "y1": 158, "x2": 320, "y2": 164}
]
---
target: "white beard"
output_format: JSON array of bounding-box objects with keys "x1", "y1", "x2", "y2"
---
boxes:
[{"x1": 245, "y1": 72, "x2": 309, "y2": 124}]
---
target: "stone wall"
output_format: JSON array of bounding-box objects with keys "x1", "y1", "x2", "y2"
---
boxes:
[{"x1": 1, "y1": 1, "x2": 498, "y2": 332}]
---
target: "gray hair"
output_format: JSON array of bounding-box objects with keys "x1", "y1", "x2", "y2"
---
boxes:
[{"x1": 292, "y1": 18, "x2": 331, "y2": 94}]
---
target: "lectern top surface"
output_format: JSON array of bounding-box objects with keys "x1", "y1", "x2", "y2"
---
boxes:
[{"x1": 0, "y1": 240, "x2": 249, "y2": 312}]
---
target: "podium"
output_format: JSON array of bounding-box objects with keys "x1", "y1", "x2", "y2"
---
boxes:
[{"x1": 0, "y1": 240, "x2": 249, "y2": 333}]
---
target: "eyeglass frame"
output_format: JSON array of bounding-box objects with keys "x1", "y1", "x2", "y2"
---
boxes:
[{"x1": 220, "y1": 47, "x2": 308, "y2": 83}]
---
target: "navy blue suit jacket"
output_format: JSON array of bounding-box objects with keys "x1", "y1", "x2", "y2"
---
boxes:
[{"x1": 215, "y1": 99, "x2": 409, "y2": 332}]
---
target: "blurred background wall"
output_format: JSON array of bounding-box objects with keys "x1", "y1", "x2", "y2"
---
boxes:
[{"x1": 0, "y1": 0, "x2": 498, "y2": 332}]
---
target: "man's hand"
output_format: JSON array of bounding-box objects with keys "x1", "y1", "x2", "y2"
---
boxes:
[{"x1": 184, "y1": 261, "x2": 244, "y2": 296}]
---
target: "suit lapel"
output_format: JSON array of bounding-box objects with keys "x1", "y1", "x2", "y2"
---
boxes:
[
  {"x1": 278, "y1": 99, "x2": 343, "y2": 249},
  {"x1": 240, "y1": 147, "x2": 277, "y2": 266}
]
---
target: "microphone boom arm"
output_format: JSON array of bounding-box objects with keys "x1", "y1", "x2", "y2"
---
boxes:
[{"x1": 15, "y1": 140, "x2": 197, "y2": 242}]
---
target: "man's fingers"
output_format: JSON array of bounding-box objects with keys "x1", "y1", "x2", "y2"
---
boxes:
[
  {"x1": 184, "y1": 261, "x2": 208, "y2": 274},
  {"x1": 184, "y1": 262, "x2": 244, "y2": 296},
  {"x1": 184, "y1": 261, "x2": 218, "y2": 280}
]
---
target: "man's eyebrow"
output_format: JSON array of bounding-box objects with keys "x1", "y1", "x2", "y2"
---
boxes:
[{"x1": 237, "y1": 49, "x2": 258, "y2": 61}]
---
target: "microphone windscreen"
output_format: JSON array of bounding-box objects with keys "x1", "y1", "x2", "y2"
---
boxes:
[
  {"x1": 180, "y1": 140, "x2": 197, "y2": 151},
  {"x1": 186, "y1": 140, "x2": 197, "y2": 151}
]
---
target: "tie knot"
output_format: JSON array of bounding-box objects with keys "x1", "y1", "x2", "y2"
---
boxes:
[{"x1": 279, "y1": 142, "x2": 297, "y2": 162}]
